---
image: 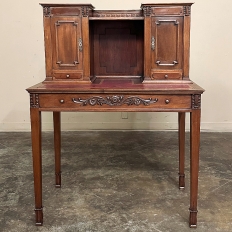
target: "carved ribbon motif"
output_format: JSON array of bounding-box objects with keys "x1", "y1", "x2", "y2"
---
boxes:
[{"x1": 72, "y1": 96, "x2": 158, "y2": 106}]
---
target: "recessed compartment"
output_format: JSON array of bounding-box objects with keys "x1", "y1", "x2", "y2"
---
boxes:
[{"x1": 89, "y1": 20, "x2": 144, "y2": 81}]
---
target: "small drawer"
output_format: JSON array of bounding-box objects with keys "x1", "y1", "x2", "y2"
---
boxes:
[
  {"x1": 53, "y1": 72, "x2": 83, "y2": 79},
  {"x1": 151, "y1": 71, "x2": 182, "y2": 80}
]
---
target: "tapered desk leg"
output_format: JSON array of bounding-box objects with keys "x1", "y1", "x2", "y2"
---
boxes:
[
  {"x1": 30, "y1": 108, "x2": 43, "y2": 226},
  {"x1": 189, "y1": 109, "x2": 201, "y2": 228},
  {"x1": 53, "y1": 112, "x2": 61, "y2": 188},
  {"x1": 178, "y1": 112, "x2": 185, "y2": 189}
]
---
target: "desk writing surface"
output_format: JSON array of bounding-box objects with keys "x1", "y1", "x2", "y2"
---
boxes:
[{"x1": 27, "y1": 79, "x2": 204, "y2": 94}]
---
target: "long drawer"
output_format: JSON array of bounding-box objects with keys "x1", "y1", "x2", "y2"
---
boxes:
[{"x1": 38, "y1": 94, "x2": 192, "y2": 110}]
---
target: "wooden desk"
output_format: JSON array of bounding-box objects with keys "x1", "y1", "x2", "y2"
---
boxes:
[{"x1": 27, "y1": 79, "x2": 204, "y2": 227}]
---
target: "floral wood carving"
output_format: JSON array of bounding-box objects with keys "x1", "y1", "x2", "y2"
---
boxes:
[
  {"x1": 142, "y1": 6, "x2": 152, "y2": 17},
  {"x1": 72, "y1": 96, "x2": 158, "y2": 106},
  {"x1": 43, "y1": 7, "x2": 51, "y2": 17},
  {"x1": 191, "y1": 94, "x2": 201, "y2": 109},
  {"x1": 183, "y1": 6, "x2": 191, "y2": 16},
  {"x1": 81, "y1": 6, "x2": 90, "y2": 17},
  {"x1": 30, "y1": 94, "x2": 39, "y2": 108}
]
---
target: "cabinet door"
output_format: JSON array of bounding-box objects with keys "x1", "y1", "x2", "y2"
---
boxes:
[
  {"x1": 51, "y1": 16, "x2": 83, "y2": 79},
  {"x1": 151, "y1": 17, "x2": 183, "y2": 80}
]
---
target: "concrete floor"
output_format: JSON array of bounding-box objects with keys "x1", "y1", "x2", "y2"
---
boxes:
[{"x1": 0, "y1": 131, "x2": 232, "y2": 232}]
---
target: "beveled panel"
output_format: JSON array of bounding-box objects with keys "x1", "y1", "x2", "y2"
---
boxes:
[
  {"x1": 151, "y1": 16, "x2": 183, "y2": 70},
  {"x1": 51, "y1": 16, "x2": 82, "y2": 70},
  {"x1": 50, "y1": 7, "x2": 81, "y2": 16},
  {"x1": 152, "y1": 7, "x2": 184, "y2": 16}
]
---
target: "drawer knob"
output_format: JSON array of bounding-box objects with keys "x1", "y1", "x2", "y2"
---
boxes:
[
  {"x1": 60, "y1": 99, "x2": 64, "y2": 103},
  {"x1": 164, "y1": 74, "x2": 168, "y2": 79},
  {"x1": 165, "y1": 99, "x2": 170, "y2": 104},
  {"x1": 66, "y1": 74, "x2": 70, "y2": 78}
]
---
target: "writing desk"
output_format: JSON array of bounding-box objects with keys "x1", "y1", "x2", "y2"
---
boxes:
[{"x1": 27, "y1": 79, "x2": 204, "y2": 227}]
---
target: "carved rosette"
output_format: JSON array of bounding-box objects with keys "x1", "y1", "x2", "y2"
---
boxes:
[
  {"x1": 43, "y1": 7, "x2": 51, "y2": 17},
  {"x1": 191, "y1": 94, "x2": 201, "y2": 109},
  {"x1": 142, "y1": 6, "x2": 152, "y2": 17},
  {"x1": 30, "y1": 94, "x2": 39, "y2": 108},
  {"x1": 72, "y1": 96, "x2": 158, "y2": 106},
  {"x1": 81, "y1": 6, "x2": 90, "y2": 17},
  {"x1": 183, "y1": 6, "x2": 191, "y2": 16}
]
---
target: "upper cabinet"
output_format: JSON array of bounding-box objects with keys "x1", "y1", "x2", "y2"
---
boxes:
[
  {"x1": 41, "y1": 4, "x2": 94, "y2": 82},
  {"x1": 40, "y1": 3, "x2": 193, "y2": 84},
  {"x1": 141, "y1": 3, "x2": 193, "y2": 83},
  {"x1": 51, "y1": 16, "x2": 83, "y2": 79},
  {"x1": 151, "y1": 16, "x2": 183, "y2": 80}
]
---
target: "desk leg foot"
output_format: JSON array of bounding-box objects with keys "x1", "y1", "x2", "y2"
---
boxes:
[
  {"x1": 35, "y1": 207, "x2": 43, "y2": 226},
  {"x1": 55, "y1": 171, "x2": 61, "y2": 188},
  {"x1": 189, "y1": 209, "x2": 198, "y2": 228},
  {"x1": 178, "y1": 173, "x2": 185, "y2": 189}
]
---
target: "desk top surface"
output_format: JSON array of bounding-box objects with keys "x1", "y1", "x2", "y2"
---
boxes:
[{"x1": 27, "y1": 79, "x2": 204, "y2": 95}]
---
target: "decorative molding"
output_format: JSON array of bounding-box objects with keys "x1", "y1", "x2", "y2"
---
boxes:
[
  {"x1": 189, "y1": 208, "x2": 198, "y2": 213},
  {"x1": 30, "y1": 94, "x2": 39, "y2": 108},
  {"x1": 155, "y1": 19, "x2": 179, "y2": 25},
  {"x1": 183, "y1": 6, "x2": 191, "y2": 16},
  {"x1": 55, "y1": 20, "x2": 79, "y2": 67},
  {"x1": 191, "y1": 94, "x2": 201, "y2": 109},
  {"x1": 95, "y1": 13, "x2": 141, "y2": 18},
  {"x1": 72, "y1": 96, "x2": 158, "y2": 106},
  {"x1": 55, "y1": 21, "x2": 78, "y2": 26},
  {"x1": 81, "y1": 6, "x2": 90, "y2": 17},
  {"x1": 142, "y1": 6, "x2": 152, "y2": 17},
  {"x1": 43, "y1": 7, "x2": 51, "y2": 17}
]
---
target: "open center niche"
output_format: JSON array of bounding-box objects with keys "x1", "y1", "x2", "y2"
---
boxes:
[{"x1": 89, "y1": 20, "x2": 144, "y2": 81}]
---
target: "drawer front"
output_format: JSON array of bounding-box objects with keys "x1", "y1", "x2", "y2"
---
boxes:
[
  {"x1": 39, "y1": 94, "x2": 191, "y2": 110},
  {"x1": 151, "y1": 71, "x2": 182, "y2": 80},
  {"x1": 53, "y1": 71, "x2": 83, "y2": 79}
]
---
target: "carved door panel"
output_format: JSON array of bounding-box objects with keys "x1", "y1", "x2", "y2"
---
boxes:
[
  {"x1": 151, "y1": 16, "x2": 183, "y2": 80},
  {"x1": 51, "y1": 16, "x2": 83, "y2": 79}
]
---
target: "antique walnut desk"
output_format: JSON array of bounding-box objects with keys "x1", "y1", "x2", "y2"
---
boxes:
[{"x1": 27, "y1": 3, "x2": 204, "y2": 228}]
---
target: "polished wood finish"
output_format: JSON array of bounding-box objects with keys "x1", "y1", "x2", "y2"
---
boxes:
[
  {"x1": 27, "y1": 3, "x2": 204, "y2": 228},
  {"x1": 41, "y1": 3, "x2": 192, "y2": 83},
  {"x1": 30, "y1": 108, "x2": 43, "y2": 226},
  {"x1": 178, "y1": 112, "x2": 185, "y2": 189},
  {"x1": 53, "y1": 112, "x2": 61, "y2": 187},
  {"x1": 189, "y1": 109, "x2": 201, "y2": 227}
]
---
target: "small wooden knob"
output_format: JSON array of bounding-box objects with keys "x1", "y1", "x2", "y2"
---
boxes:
[
  {"x1": 66, "y1": 74, "x2": 70, "y2": 78},
  {"x1": 60, "y1": 99, "x2": 64, "y2": 103},
  {"x1": 164, "y1": 74, "x2": 168, "y2": 79}
]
